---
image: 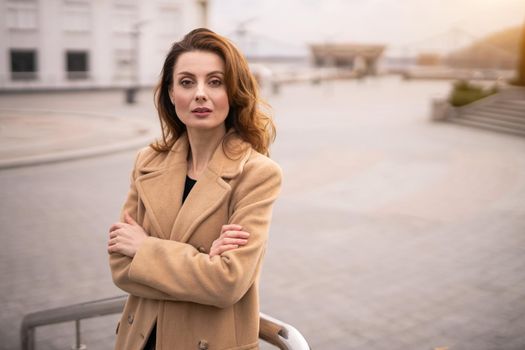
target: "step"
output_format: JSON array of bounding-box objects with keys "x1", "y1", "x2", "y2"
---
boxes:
[
  {"x1": 491, "y1": 99, "x2": 525, "y2": 109},
  {"x1": 449, "y1": 117, "x2": 525, "y2": 137},
  {"x1": 475, "y1": 104, "x2": 525, "y2": 118},
  {"x1": 497, "y1": 90, "x2": 525, "y2": 100},
  {"x1": 460, "y1": 113, "x2": 525, "y2": 130},
  {"x1": 471, "y1": 107, "x2": 525, "y2": 119},
  {"x1": 467, "y1": 110, "x2": 525, "y2": 124},
  {"x1": 505, "y1": 99, "x2": 525, "y2": 106}
]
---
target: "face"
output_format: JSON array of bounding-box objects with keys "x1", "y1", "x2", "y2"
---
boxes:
[{"x1": 170, "y1": 50, "x2": 229, "y2": 133}]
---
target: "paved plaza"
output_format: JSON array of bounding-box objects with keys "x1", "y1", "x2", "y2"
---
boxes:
[{"x1": 1, "y1": 77, "x2": 524, "y2": 350}]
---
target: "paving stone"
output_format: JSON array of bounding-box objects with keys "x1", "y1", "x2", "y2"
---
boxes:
[{"x1": 2, "y1": 78, "x2": 525, "y2": 350}]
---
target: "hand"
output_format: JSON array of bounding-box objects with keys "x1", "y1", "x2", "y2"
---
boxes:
[
  {"x1": 209, "y1": 224, "x2": 250, "y2": 258},
  {"x1": 107, "y1": 212, "x2": 149, "y2": 257}
]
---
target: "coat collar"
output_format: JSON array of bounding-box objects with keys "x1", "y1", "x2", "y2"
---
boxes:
[{"x1": 135, "y1": 131, "x2": 251, "y2": 242}]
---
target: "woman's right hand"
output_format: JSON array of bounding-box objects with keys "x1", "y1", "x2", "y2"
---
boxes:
[{"x1": 209, "y1": 224, "x2": 250, "y2": 258}]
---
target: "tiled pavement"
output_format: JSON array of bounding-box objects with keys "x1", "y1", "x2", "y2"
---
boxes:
[{"x1": 1, "y1": 78, "x2": 524, "y2": 350}]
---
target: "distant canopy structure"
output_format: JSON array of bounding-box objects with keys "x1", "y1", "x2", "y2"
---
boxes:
[{"x1": 310, "y1": 43, "x2": 385, "y2": 75}]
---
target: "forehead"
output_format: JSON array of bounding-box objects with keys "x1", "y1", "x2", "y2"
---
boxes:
[{"x1": 174, "y1": 50, "x2": 225, "y2": 75}]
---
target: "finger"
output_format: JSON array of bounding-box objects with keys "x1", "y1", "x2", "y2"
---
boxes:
[
  {"x1": 211, "y1": 239, "x2": 224, "y2": 249},
  {"x1": 224, "y1": 230, "x2": 250, "y2": 239},
  {"x1": 109, "y1": 222, "x2": 126, "y2": 233},
  {"x1": 216, "y1": 244, "x2": 239, "y2": 255},
  {"x1": 107, "y1": 243, "x2": 119, "y2": 254},
  {"x1": 222, "y1": 238, "x2": 248, "y2": 246},
  {"x1": 109, "y1": 230, "x2": 120, "y2": 239},
  {"x1": 110, "y1": 228, "x2": 126, "y2": 239},
  {"x1": 124, "y1": 212, "x2": 138, "y2": 226},
  {"x1": 221, "y1": 224, "x2": 242, "y2": 234}
]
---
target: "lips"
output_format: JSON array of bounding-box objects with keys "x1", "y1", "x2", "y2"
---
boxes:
[{"x1": 191, "y1": 107, "x2": 212, "y2": 113}]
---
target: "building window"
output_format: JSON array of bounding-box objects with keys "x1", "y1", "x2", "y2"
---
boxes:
[
  {"x1": 63, "y1": 10, "x2": 91, "y2": 32},
  {"x1": 66, "y1": 51, "x2": 89, "y2": 80},
  {"x1": 62, "y1": 0, "x2": 91, "y2": 32},
  {"x1": 10, "y1": 50, "x2": 38, "y2": 80},
  {"x1": 7, "y1": 2, "x2": 38, "y2": 30}
]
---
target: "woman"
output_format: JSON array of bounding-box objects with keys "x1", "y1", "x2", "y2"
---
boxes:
[{"x1": 107, "y1": 28, "x2": 282, "y2": 350}]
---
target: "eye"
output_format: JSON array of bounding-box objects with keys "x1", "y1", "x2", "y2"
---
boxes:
[
  {"x1": 209, "y1": 78, "x2": 222, "y2": 87},
  {"x1": 179, "y1": 79, "x2": 194, "y2": 87}
]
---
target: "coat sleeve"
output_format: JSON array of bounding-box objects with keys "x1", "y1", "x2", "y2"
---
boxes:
[
  {"x1": 109, "y1": 149, "x2": 179, "y2": 301},
  {"x1": 127, "y1": 156, "x2": 282, "y2": 308}
]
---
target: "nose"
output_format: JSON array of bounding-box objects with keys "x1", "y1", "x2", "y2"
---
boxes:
[{"x1": 195, "y1": 83, "x2": 207, "y2": 102}]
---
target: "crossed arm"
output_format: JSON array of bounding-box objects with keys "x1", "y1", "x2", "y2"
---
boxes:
[
  {"x1": 109, "y1": 213, "x2": 250, "y2": 258},
  {"x1": 107, "y1": 152, "x2": 282, "y2": 308}
]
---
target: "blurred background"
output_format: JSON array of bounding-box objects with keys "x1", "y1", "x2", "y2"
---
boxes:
[{"x1": 1, "y1": 0, "x2": 524, "y2": 349}]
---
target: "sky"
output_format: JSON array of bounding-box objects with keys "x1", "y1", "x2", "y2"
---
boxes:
[{"x1": 209, "y1": 0, "x2": 525, "y2": 56}]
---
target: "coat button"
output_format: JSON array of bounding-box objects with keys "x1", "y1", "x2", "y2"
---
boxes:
[
  {"x1": 127, "y1": 314, "x2": 134, "y2": 325},
  {"x1": 198, "y1": 339, "x2": 209, "y2": 349},
  {"x1": 198, "y1": 246, "x2": 206, "y2": 253}
]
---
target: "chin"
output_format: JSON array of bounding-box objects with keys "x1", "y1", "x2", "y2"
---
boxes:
[{"x1": 186, "y1": 122, "x2": 226, "y2": 132}]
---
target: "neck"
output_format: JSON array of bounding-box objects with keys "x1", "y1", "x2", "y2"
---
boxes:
[{"x1": 186, "y1": 125, "x2": 227, "y2": 180}]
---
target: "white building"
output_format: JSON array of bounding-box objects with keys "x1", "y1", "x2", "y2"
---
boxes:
[{"x1": 0, "y1": 0, "x2": 208, "y2": 90}]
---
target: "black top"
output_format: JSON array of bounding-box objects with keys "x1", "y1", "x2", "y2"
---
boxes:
[
  {"x1": 182, "y1": 175, "x2": 197, "y2": 203},
  {"x1": 143, "y1": 175, "x2": 197, "y2": 350}
]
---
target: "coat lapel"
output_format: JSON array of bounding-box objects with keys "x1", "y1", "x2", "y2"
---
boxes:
[
  {"x1": 135, "y1": 135, "x2": 189, "y2": 239},
  {"x1": 169, "y1": 167, "x2": 230, "y2": 242},
  {"x1": 170, "y1": 132, "x2": 252, "y2": 243},
  {"x1": 135, "y1": 131, "x2": 252, "y2": 243}
]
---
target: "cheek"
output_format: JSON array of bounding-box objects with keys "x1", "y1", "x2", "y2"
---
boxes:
[
  {"x1": 214, "y1": 90, "x2": 230, "y2": 111},
  {"x1": 172, "y1": 95, "x2": 191, "y2": 122},
  {"x1": 172, "y1": 90, "x2": 191, "y2": 107}
]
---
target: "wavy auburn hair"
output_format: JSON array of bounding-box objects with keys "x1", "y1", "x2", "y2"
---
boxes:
[{"x1": 152, "y1": 28, "x2": 275, "y2": 156}]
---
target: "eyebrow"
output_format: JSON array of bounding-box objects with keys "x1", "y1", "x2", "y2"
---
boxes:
[{"x1": 175, "y1": 70, "x2": 224, "y2": 77}]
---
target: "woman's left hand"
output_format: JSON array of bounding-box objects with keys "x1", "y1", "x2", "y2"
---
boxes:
[
  {"x1": 209, "y1": 224, "x2": 250, "y2": 258},
  {"x1": 107, "y1": 212, "x2": 148, "y2": 257}
]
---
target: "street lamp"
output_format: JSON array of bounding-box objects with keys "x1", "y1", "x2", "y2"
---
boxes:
[{"x1": 126, "y1": 19, "x2": 150, "y2": 104}]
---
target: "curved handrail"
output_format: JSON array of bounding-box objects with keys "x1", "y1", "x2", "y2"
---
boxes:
[
  {"x1": 260, "y1": 312, "x2": 311, "y2": 350},
  {"x1": 20, "y1": 295, "x2": 310, "y2": 350}
]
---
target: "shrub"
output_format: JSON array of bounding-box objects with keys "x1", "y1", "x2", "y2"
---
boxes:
[{"x1": 448, "y1": 80, "x2": 499, "y2": 107}]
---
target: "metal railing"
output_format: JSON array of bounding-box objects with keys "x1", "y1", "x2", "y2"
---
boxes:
[{"x1": 21, "y1": 295, "x2": 310, "y2": 350}]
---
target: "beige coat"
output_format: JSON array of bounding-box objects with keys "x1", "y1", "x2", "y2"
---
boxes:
[{"x1": 109, "y1": 132, "x2": 282, "y2": 350}]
